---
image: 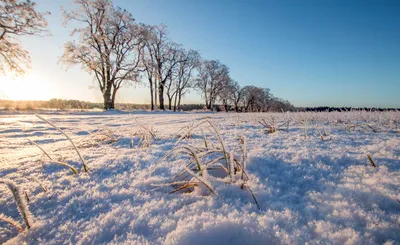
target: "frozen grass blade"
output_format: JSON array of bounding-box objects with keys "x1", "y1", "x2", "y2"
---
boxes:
[
  {"x1": 33, "y1": 177, "x2": 47, "y2": 193},
  {"x1": 133, "y1": 116, "x2": 156, "y2": 139},
  {"x1": 240, "y1": 136, "x2": 247, "y2": 181},
  {"x1": 35, "y1": 114, "x2": 88, "y2": 172},
  {"x1": 183, "y1": 166, "x2": 215, "y2": 195},
  {"x1": 0, "y1": 179, "x2": 33, "y2": 229},
  {"x1": 132, "y1": 117, "x2": 155, "y2": 148},
  {"x1": 49, "y1": 161, "x2": 78, "y2": 174},
  {"x1": 229, "y1": 151, "x2": 235, "y2": 182},
  {"x1": 0, "y1": 213, "x2": 24, "y2": 233},
  {"x1": 242, "y1": 184, "x2": 260, "y2": 210},
  {"x1": 170, "y1": 182, "x2": 197, "y2": 194},
  {"x1": 27, "y1": 138, "x2": 77, "y2": 174},
  {"x1": 204, "y1": 120, "x2": 229, "y2": 168},
  {"x1": 200, "y1": 128, "x2": 208, "y2": 148},
  {"x1": 367, "y1": 154, "x2": 377, "y2": 167},
  {"x1": 149, "y1": 145, "x2": 202, "y2": 177},
  {"x1": 27, "y1": 138, "x2": 53, "y2": 160}
]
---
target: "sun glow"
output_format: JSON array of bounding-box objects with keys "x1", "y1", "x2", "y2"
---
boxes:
[{"x1": 0, "y1": 72, "x2": 55, "y2": 100}]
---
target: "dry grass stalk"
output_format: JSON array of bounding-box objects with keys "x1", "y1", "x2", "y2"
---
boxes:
[
  {"x1": 259, "y1": 118, "x2": 290, "y2": 134},
  {"x1": 152, "y1": 122, "x2": 258, "y2": 207},
  {"x1": 86, "y1": 127, "x2": 120, "y2": 147},
  {"x1": 259, "y1": 119, "x2": 278, "y2": 133},
  {"x1": 367, "y1": 154, "x2": 377, "y2": 167},
  {"x1": 0, "y1": 213, "x2": 24, "y2": 233},
  {"x1": 27, "y1": 138, "x2": 53, "y2": 160},
  {"x1": 240, "y1": 136, "x2": 247, "y2": 181},
  {"x1": 241, "y1": 184, "x2": 260, "y2": 210},
  {"x1": 50, "y1": 161, "x2": 78, "y2": 174},
  {"x1": 149, "y1": 145, "x2": 203, "y2": 177},
  {"x1": 0, "y1": 179, "x2": 33, "y2": 230},
  {"x1": 132, "y1": 117, "x2": 156, "y2": 148},
  {"x1": 33, "y1": 177, "x2": 47, "y2": 193},
  {"x1": 133, "y1": 117, "x2": 156, "y2": 139},
  {"x1": 229, "y1": 151, "x2": 235, "y2": 182},
  {"x1": 35, "y1": 114, "x2": 88, "y2": 172},
  {"x1": 28, "y1": 138, "x2": 78, "y2": 174},
  {"x1": 182, "y1": 166, "x2": 215, "y2": 195}
]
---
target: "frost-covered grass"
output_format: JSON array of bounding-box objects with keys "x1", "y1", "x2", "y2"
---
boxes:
[{"x1": 0, "y1": 111, "x2": 399, "y2": 244}]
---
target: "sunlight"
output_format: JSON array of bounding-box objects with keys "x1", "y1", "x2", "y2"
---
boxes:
[{"x1": 0, "y1": 72, "x2": 55, "y2": 100}]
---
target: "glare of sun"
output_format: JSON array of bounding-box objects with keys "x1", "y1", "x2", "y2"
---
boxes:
[{"x1": 0, "y1": 72, "x2": 55, "y2": 100}]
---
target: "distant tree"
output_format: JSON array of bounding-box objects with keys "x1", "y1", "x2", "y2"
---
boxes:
[
  {"x1": 0, "y1": 0, "x2": 49, "y2": 75},
  {"x1": 217, "y1": 78, "x2": 236, "y2": 112},
  {"x1": 61, "y1": 0, "x2": 144, "y2": 110},
  {"x1": 141, "y1": 25, "x2": 183, "y2": 110},
  {"x1": 241, "y1": 86, "x2": 262, "y2": 112},
  {"x1": 269, "y1": 97, "x2": 295, "y2": 112},
  {"x1": 195, "y1": 59, "x2": 230, "y2": 110},
  {"x1": 140, "y1": 24, "x2": 163, "y2": 111},
  {"x1": 229, "y1": 80, "x2": 244, "y2": 112},
  {"x1": 166, "y1": 49, "x2": 200, "y2": 111},
  {"x1": 261, "y1": 88, "x2": 273, "y2": 111},
  {"x1": 165, "y1": 73, "x2": 177, "y2": 110}
]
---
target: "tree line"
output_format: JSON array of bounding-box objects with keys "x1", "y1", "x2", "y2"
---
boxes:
[
  {"x1": 0, "y1": 99, "x2": 208, "y2": 111},
  {"x1": 304, "y1": 107, "x2": 399, "y2": 112},
  {"x1": 1, "y1": 0, "x2": 294, "y2": 112}
]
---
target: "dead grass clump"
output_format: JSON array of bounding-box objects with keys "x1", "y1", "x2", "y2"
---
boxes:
[
  {"x1": 131, "y1": 117, "x2": 156, "y2": 148},
  {"x1": 79, "y1": 127, "x2": 121, "y2": 148},
  {"x1": 259, "y1": 118, "x2": 291, "y2": 134},
  {"x1": 150, "y1": 119, "x2": 260, "y2": 209}
]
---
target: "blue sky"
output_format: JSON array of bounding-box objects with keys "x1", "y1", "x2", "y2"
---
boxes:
[{"x1": 0, "y1": 0, "x2": 399, "y2": 107}]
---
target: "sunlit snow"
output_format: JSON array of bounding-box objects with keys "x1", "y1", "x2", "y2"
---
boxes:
[{"x1": 0, "y1": 111, "x2": 399, "y2": 244}]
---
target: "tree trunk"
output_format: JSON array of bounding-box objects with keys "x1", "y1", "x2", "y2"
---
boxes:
[
  {"x1": 154, "y1": 78, "x2": 158, "y2": 110},
  {"x1": 177, "y1": 91, "x2": 183, "y2": 111},
  {"x1": 159, "y1": 81, "x2": 165, "y2": 110},
  {"x1": 103, "y1": 85, "x2": 112, "y2": 110},
  {"x1": 205, "y1": 97, "x2": 211, "y2": 110},
  {"x1": 149, "y1": 77, "x2": 154, "y2": 111},
  {"x1": 245, "y1": 102, "x2": 250, "y2": 112},
  {"x1": 168, "y1": 95, "x2": 173, "y2": 110},
  {"x1": 234, "y1": 102, "x2": 239, "y2": 112},
  {"x1": 103, "y1": 94, "x2": 111, "y2": 110},
  {"x1": 173, "y1": 89, "x2": 179, "y2": 112},
  {"x1": 209, "y1": 99, "x2": 214, "y2": 110},
  {"x1": 111, "y1": 88, "x2": 118, "y2": 110}
]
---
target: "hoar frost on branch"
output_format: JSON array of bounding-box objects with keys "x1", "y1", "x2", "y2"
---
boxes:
[
  {"x1": 0, "y1": 0, "x2": 49, "y2": 75},
  {"x1": 61, "y1": 0, "x2": 144, "y2": 110}
]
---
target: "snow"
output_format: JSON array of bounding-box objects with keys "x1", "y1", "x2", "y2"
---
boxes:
[{"x1": 0, "y1": 111, "x2": 399, "y2": 244}]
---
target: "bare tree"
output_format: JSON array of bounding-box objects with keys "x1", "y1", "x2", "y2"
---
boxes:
[
  {"x1": 241, "y1": 85, "x2": 265, "y2": 112},
  {"x1": 140, "y1": 24, "x2": 158, "y2": 110},
  {"x1": 61, "y1": 0, "x2": 143, "y2": 110},
  {"x1": 164, "y1": 49, "x2": 200, "y2": 111},
  {"x1": 165, "y1": 70, "x2": 178, "y2": 110},
  {"x1": 261, "y1": 88, "x2": 273, "y2": 111},
  {"x1": 269, "y1": 97, "x2": 295, "y2": 112},
  {"x1": 141, "y1": 25, "x2": 182, "y2": 110},
  {"x1": 0, "y1": 0, "x2": 49, "y2": 75},
  {"x1": 218, "y1": 79, "x2": 236, "y2": 112},
  {"x1": 229, "y1": 80, "x2": 244, "y2": 112},
  {"x1": 195, "y1": 59, "x2": 230, "y2": 110},
  {"x1": 172, "y1": 49, "x2": 200, "y2": 111}
]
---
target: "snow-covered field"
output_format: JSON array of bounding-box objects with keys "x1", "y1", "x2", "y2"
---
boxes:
[{"x1": 0, "y1": 111, "x2": 399, "y2": 245}]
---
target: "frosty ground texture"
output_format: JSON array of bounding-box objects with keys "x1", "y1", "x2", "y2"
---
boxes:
[{"x1": 0, "y1": 111, "x2": 399, "y2": 245}]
